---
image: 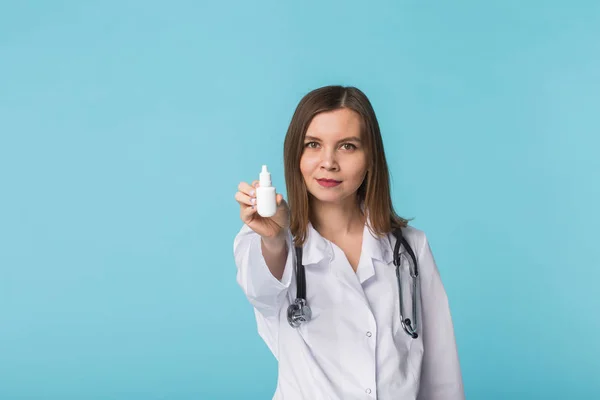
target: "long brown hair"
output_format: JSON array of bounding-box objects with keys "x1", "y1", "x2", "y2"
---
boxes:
[{"x1": 283, "y1": 85, "x2": 409, "y2": 247}]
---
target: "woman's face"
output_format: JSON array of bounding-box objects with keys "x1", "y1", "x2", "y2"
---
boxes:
[{"x1": 300, "y1": 108, "x2": 368, "y2": 206}]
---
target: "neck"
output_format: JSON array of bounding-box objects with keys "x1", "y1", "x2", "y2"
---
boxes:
[{"x1": 309, "y1": 196, "x2": 365, "y2": 241}]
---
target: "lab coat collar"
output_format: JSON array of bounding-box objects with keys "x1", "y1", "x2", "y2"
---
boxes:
[
  {"x1": 361, "y1": 222, "x2": 394, "y2": 265},
  {"x1": 300, "y1": 217, "x2": 394, "y2": 267},
  {"x1": 301, "y1": 221, "x2": 332, "y2": 266}
]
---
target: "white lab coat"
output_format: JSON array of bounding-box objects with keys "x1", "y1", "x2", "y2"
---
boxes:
[{"x1": 233, "y1": 219, "x2": 464, "y2": 400}]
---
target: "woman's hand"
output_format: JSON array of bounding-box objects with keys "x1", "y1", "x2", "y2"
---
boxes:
[{"x1": 235, "y1": 180, "x2": 290, "y2": 243}]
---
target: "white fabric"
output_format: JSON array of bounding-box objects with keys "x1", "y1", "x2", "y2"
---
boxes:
[{"x1": 233, "y1": 220, "x2": 465, "y2": 400}]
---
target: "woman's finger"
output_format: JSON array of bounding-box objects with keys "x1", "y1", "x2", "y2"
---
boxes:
[
  {"x1": 235, "y1": 191, "x2": 256, "y2": 207},
  {"x1": 240, "y1": 202, "x2": 257, "y2": 222},
  {"x1": 238, "y1": 181, "x2": 257, "y2": 197}
]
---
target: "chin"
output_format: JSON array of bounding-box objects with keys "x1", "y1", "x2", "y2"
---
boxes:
[
  {"x1": 311, "y1": 195, "x2": 341, "y2": 204},
  {"x1": 308, "y1": 188, "x2": 352, "y2": 204}
]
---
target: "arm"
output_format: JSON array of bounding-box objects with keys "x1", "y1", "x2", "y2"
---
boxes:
[
  {"x1": 416, "y1": 234, "x2": 465, "y2": 400},
  {"x1": 233, "y1": 223, "x2": 294, "y2": 319},
  {"x1": 261, "y1": 233, "x2": 288, "y2": 281}
]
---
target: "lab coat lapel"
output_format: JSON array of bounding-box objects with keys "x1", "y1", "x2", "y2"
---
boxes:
[
  {"x1": 356, "y1": 224, "x2": 394, "y2": 284},
  {"x1": 302, "y1": 222, "x2": 331, "y2": 267},
  {"x1": 331, "y1": 223, "x2": 395, "y2": 306}
]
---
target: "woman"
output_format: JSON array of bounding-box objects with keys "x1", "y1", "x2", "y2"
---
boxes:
[{"x1": 233, "y1": 85, "x2": 465, "y2": 399}]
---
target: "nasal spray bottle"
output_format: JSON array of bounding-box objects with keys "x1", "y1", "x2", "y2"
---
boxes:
[{"x1": 256, "y1": 165, "x2": 277, "y2": 217}]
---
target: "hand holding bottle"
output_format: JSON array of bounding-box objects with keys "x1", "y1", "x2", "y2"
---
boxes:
[{"x1": 235, "y1": 165, "x2": 290, "y2": 242}]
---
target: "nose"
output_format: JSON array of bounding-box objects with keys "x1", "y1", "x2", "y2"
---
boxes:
[{"x1": 320, "y1": 148, "x2": 339, "y2": 171}]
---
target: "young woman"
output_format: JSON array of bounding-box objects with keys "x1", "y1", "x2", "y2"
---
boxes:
[{"x1": 233, "y1": 85, "x2": 465, "y2": 399}]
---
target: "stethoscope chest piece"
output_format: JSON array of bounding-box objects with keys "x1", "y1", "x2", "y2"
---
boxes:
[{"x1": 287, "y1": 298, "x2": 311, "y2": 328}]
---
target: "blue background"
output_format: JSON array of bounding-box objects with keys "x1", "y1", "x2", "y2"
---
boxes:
[{"x1": 1, "y1": 1, "x2": 599, "y2": 399}]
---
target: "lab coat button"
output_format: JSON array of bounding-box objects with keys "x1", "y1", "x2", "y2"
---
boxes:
[
  {"x1": 366, "y1": 331, "x2": 372, "y2": 337},
  {"x1": 365, "y1": 388, "x2": 372, "y2": 394}
]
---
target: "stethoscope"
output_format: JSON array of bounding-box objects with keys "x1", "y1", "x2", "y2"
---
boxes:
[{"x1": 287, "y1": 227, "x2": 420, "y2": 339}]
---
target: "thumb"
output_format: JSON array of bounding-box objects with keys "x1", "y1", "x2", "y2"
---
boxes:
[{"x1": 276, "y1": 193, "x2": 283, "y2": 205}]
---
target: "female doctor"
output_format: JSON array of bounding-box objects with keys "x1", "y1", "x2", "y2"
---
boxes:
[{"x1": 233, "y1": 85, "x2": 465, "y2": 400}]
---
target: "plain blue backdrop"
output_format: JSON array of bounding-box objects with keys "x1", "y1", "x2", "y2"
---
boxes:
[{"x1": 1, "y1": 1, "x2": 599, "y2": 399}]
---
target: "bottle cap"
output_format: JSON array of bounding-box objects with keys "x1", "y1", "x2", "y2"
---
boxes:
[{"x1": 259, "y1": 165, "x2": 271, "y2": 187}]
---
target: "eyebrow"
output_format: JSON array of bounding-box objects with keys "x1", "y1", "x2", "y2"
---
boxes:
[{"x1": 304, "y1": 135, "x2": 362, "y2": 143}]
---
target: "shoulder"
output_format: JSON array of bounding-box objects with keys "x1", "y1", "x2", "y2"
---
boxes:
[
  {"x1": 397, "y1": 225, "x2": 444, "y2": 283},
  {"x1": 398, "y1": 224, "x2": 428, "y2": 258}
]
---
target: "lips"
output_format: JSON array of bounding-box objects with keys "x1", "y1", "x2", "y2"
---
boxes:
[
  {"x1": 316, "y1": 178, "x2": 342, "y2": 187},
  {"x1": 317, "y1": 178, "x2": 341, "y2": 183}
]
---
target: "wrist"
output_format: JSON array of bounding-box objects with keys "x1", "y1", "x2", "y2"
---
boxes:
[{"x1": 262, "y1": 234, "x2": 286, "y2": 251}]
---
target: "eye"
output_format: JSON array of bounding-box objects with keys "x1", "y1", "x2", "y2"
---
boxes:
[
  {"x1": 341, "y1": 143, "x2": 357, "y2": 150},
  {"x1": 305, "y1": 141, "x2": 319, "y2": 149}
]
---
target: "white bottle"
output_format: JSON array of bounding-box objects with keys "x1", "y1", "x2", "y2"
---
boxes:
[{"x1": 256, "y1": 165, "x2": 277, "y2": 217}]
